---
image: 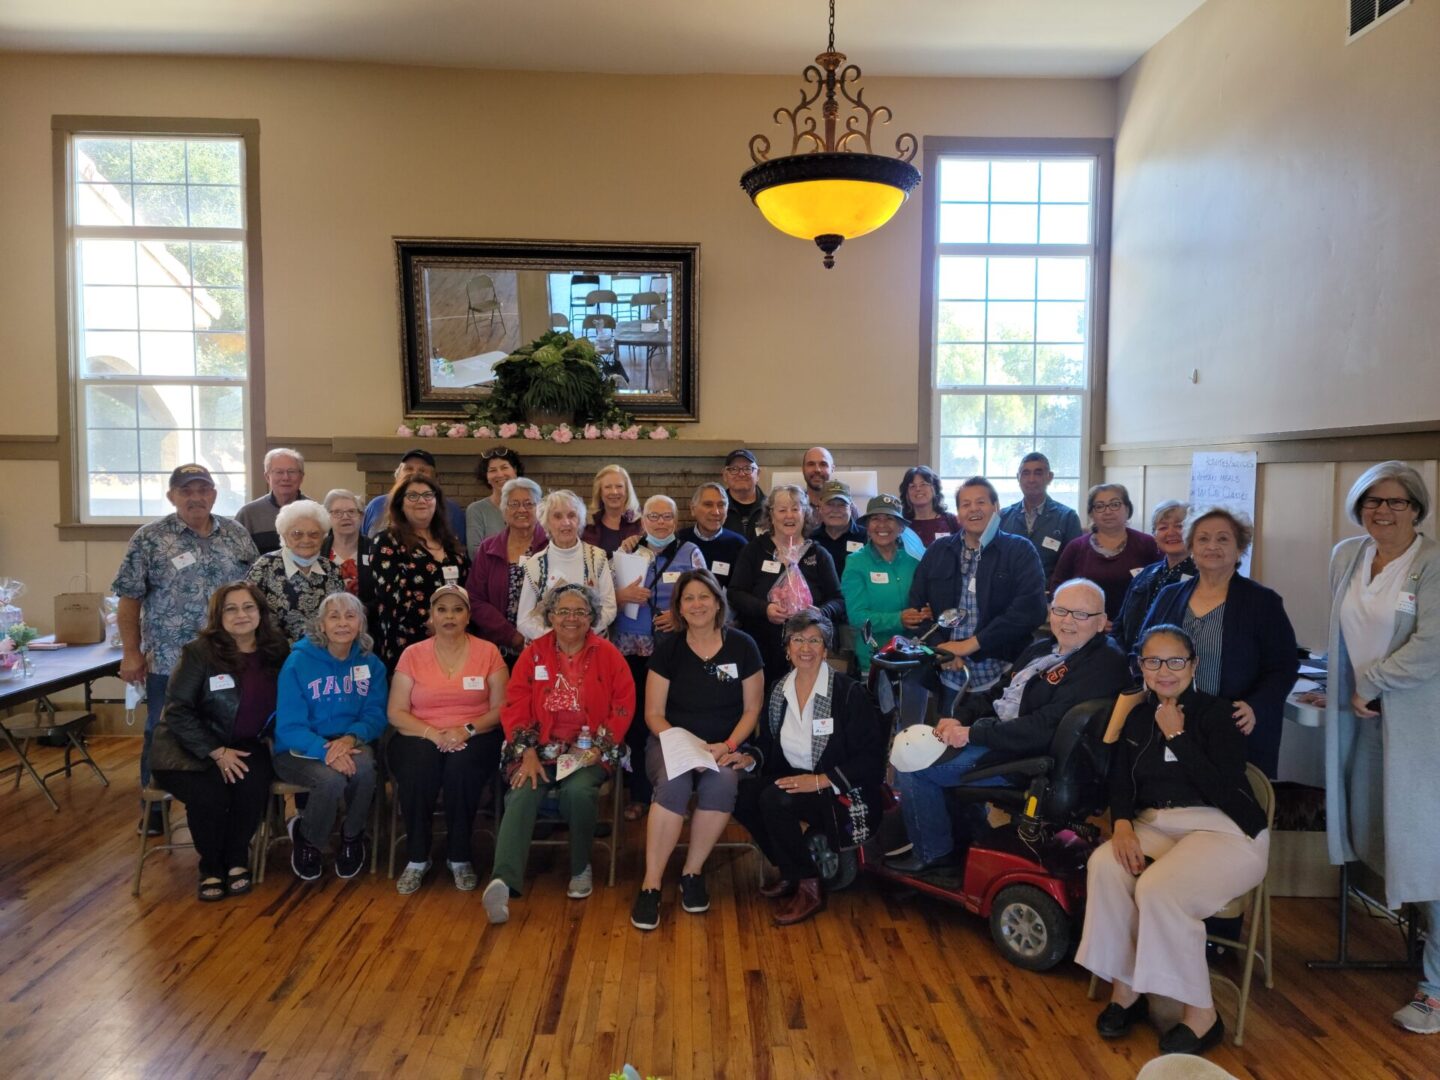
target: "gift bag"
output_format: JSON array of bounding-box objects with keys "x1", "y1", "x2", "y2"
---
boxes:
[
  {"x1": 54, "y1": 575, "x2": 104, "y2": 644},
  {"x1": 767, "y1": 538, "x2": 815, "y2": 617}
]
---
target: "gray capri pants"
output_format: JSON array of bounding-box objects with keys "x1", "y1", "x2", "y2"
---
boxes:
[{"x1": 645, "y1": 734, "x2": 741, "y2": 815}]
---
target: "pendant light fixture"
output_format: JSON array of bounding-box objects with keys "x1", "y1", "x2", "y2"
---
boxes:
[{"x1": 740, "y1": 0, "x2": 921, "y2": 268}]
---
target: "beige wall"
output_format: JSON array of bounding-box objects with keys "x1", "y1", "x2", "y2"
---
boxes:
[{"x1": 1107, "y1": 0, "x2": 1440, "y2": 445}]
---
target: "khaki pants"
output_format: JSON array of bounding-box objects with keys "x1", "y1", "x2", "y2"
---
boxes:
[{"x1": 1076, "y1": 806, "x2": 1270, "y2": 1008}]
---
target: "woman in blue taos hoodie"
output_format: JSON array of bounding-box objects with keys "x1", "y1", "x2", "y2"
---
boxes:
[{"x1": 274, "y1": 590, "x2": 389, "y2": 882}]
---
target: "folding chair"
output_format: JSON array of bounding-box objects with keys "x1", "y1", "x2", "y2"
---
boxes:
[{"x1": 1, "y1": 699, "x2": 109, "y2": 811}]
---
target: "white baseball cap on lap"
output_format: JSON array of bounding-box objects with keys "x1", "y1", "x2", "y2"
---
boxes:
[{"x1": 889, "y1": 725, "x2": 964, "y2": 773}]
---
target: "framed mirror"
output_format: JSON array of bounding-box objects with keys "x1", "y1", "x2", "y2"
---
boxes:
[{"x1": 395, "y1": 237, "x2": 699, "y2": 421}]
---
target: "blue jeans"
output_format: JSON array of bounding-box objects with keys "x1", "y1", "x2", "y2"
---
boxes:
[
  {"x1": 140, "y1": 671, "x2": 171, "y2": 788},
  {"x1": 1422, "y1": 899, "x2": 1440, "y2": 997},
  {"x1": 894, "y1": 743, "x2": 1013, "y2": 864}
]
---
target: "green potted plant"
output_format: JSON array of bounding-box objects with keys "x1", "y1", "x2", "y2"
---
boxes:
[{"x1": 479, "y1": 331, "x2": 621, "y2": 428}]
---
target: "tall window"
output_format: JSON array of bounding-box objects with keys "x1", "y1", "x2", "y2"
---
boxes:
[
  {"x1": 60, "y1": 122, "x2": 259, "y2": 522},
  {"x1": 922, "y1": 140, "x2": 1110, "y2": 511}
]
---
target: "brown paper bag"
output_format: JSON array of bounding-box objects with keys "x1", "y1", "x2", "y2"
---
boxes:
[{"x1": 55, "y1": 591, "x2": 105, "y2": 643}]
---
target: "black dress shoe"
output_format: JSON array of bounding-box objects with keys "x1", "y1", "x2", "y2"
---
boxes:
[
  {"x1": 1159, "y1": 1016, "x2": 1225, "y2": 1055},
  {"x1": 1095, "y1": 997, "x2": 1149, "y2": 1038},
  {"x1": 883, "y1": 850, "x2": 946, "y2": 874}
]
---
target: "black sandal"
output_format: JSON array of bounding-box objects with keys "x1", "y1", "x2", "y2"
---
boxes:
[
  {"x1": 226, "y1": 868, "x2": 253, "y2": 896},
  {"x1": 198, "y1": 877, "x2": 226, "y2": 902}
]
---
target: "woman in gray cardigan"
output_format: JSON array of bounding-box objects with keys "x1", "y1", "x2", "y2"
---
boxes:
[{"x1": 1322, "y1": 460, "x2": 1440, "y2": 1035}]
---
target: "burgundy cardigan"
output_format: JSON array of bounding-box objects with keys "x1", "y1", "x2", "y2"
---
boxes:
[{"x1": 465, "y1": 524, "x2": 546, "y2": 647}]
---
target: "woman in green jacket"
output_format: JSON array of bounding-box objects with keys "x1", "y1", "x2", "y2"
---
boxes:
[{"x1": 841, "y1": 494, "x2": 926, "y2": 674}]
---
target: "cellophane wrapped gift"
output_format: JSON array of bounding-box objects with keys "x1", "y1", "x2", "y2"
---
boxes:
[{"x1": 767, "y1": 538, "x2": 815, "y2": 616}]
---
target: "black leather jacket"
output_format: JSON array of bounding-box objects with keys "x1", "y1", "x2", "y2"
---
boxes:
[{"x1": 148, "y1": 640, "x2": 281, "y2": 772}]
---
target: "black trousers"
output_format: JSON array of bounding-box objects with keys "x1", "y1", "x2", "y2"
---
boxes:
[
  {"x1": 623, "y1": 653, "x2": 652, "y2": 805},
  {"x1": 732, "y1": 772, "x2": 838, "y2": 882},
  {"x1": 153, "y1": 739, "x2": 273, "y2": 880},
  {"x1": 387, "y1": 729, "x2": 501, "y2": 864}
]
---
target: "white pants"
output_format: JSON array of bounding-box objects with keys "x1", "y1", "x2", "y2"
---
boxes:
[{"x1": 1075, "y1": 806, "x2": 1270, "y2": 1009}]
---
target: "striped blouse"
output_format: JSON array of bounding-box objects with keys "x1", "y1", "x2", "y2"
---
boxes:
[{"x1": 1183, "y1": 602, "x2": 1226, "y2": 696}]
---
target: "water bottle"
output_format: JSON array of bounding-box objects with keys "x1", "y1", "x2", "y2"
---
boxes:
[{"x1": 576, "y1": 724, "x2": 592, "y2": 751}]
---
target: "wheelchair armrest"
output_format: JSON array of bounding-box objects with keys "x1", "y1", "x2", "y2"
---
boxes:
[{"x1": 959, "y1": 755, "x2": 1053, "y2": 785}]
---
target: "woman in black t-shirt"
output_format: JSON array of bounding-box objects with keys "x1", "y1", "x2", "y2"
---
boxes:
[{"x1": 630, "y1": 570, "x2": 764, "y2": 932}]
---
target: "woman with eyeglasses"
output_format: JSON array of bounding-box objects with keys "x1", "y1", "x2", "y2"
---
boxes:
[
  {"x1": 466, "y1": 477, "x2": 546, "y2": 659},
  {"x1": 1077, "y1": 623, "x2": 1269, "y2": 1057},
  {"x1": 1315, "y1": 462, "x2": 1440, "y2": 1034},
  {"x1": 321, "y1": 488, "x2": 373, "y2": 603},
  {"x1": 1050, "y1": 484, "x2": 1160, "y2": 622},
  {"x1": 246, "y1": 499, "x2": 345, "y2": 643},
  {"x1": 898, "y1": 465, "x2": 960, "y2": 549},
  {"x1": 515, "y1": 490, "x2": 617, "y2": 641},
  {"x1": 465, "y1": 446, "x2": 525, "y2": 558},
  {"x1": 480, "y1": 583, "x2": 634, "y2": 924},
  {"x1": 730, "y1": 608, "x2": 885, "y2": 926},
  {"x1": 1115, "y1": 500, "x2": 1195, "y2": 652},
  {"x1": 371, "y1": 475, "x2": 470, "y2": 672},
  {"x1": 612, "y1": 494, "x2": 706, "y2": 820},
  {"x1": 631, "y1": 569, "x2": 765, "y2": 932},
  {"x1": 581, "y1": 463, "x2": 644, "y2": 554},
  {"x1": 1138, "y1": 506, "x2": 1298, "y2": 777}
]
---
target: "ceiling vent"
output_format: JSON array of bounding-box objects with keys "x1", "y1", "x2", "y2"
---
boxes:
[{"x1": 1348, "y1": 0, "x2": 1412, "y2": 42}]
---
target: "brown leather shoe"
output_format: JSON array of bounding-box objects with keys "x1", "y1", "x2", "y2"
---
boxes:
[
  {"x1": 773, "y1": 879, "x2": 825, "y2": 925},
  {"x1": 758, "y1": 878, "x2": 797, "y2": 899}
]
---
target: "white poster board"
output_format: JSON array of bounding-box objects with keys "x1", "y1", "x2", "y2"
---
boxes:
[
  {"x1": 770, "y1": 470, "x2": 879, "y2": 502},
  {"x1": 1188, "y1": 450, "x2": 1258, "y2": 576}
]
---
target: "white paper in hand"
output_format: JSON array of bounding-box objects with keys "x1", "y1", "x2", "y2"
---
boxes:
[
  {"x1": 659, "y1": 726, "x2": 721, "y2": 781},
  {"x1": 613, "y1": 550, "x2": 650, "y2": 620}
]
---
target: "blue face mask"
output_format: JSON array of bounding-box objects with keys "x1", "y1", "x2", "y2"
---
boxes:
[
  {"x1": 979, "y1": 512, "x2": 1001, "y2": 547},
  {"x1": 289, "y1": 550, "x2": 320, "y2": 567},
  {"x1": 646, "y1": 532, "x2": 676, "y2": 550}
]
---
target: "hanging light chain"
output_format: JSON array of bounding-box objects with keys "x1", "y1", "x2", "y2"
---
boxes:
[{"x1": 828, "y1": 0, "x2": 836, "y2": 53}]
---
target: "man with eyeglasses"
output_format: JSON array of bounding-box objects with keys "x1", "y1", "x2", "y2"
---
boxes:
[
  {"x1": 236, "y1": 447, "x2": 309, "y2": 554},
  {"x1": 887, "y1": 578, "x2": 1130, "y2": 873},
  {"x1": 721, "y1": 448, "x2": 768, "y2": 540},
  {"x1": 997, "y1": 452, "x2": 1082, "y2": 584},
  {"x1": 809, "y1": 479, "x2": 867, "y2": 580},
  {"x1": 676, "y1": 482, "x2": 747, "y2": 586},
  {"x1": 360, "y1": 448, "x2": 467, "y2": 543}
]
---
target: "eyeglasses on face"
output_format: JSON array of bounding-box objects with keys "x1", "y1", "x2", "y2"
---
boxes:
[
  {"x1": 268, "y1": 468, "x2": 302, "y2": 478},
  {"x1": 329, "y1": 508, "x2": 359, "y2": 518},
  {"x1": 788, "y1": 635, "x2": 826, "y2": 649},
  {"x1": 506, "y1": 499, "x2": 536, "y2": 511},
  {"x1": 1091, "y1": 499, "x2": 1126, "y2": 513},
  {"x1": 286, "y1": 530, "x2": 325, "y2": 542},
  {"x1": 404, "y1": 491, "x2": 437, "y2": 503},
  {"x1": 552, "y1": 607, "x2": 592, "y2": 620},
  {"x1": 1138, "y1": 656, "x2": 1193, "y2": 671},
  {"x1": 644, "y1": 512, "x2": 675, "y2": 523},
  {"x1": 1360, "y1": 496, "x2": 1414, "y2": 511},
  {"x1": 1050, "y1": 605, "x2": 1103, "y2": 622},
  {"x1": 724, "y1": 464, "x2": 757, "y2": 476}
]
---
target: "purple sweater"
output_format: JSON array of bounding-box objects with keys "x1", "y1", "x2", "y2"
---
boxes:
[
  {"x1": 1050, "y1": 527, "x2": 1161, "y2": 620},
  {"x1": 465, "y1": 524, "x2": 547, "y2": 647}
]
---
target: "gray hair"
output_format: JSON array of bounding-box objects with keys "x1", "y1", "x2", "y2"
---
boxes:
[
  {"x1": 1052, "y1": 577, "x2": 1106, "y2": 613},
  {"x1": 539, "y1": 489, "x2": 588, "y2": 532},
  {"x1": 1150, "y1": 499, "x2": 1190, "y2": 531},
  {"x1": 537, "y1": 582, "x2": 602, "y2": 626},
  {"x1": 643, "y1": 493, "x2": 677, "y2": 515},
  {"x1": 275, "y1": 498, "x2": 330, "y2": 541},
  {"x1": 306, "y1": 591, "x2": 374, "y2": 653},
  {"x1": 767, "y1": 483, "x2": 811, "y2": 525},
  {"x1": 323, "y1": 488, "x2": 362, "y2": 513},
  {"x1": 1184, "y1": 506, "x2": 1255, "y2": 557},
  {"x1": 691, "y1": 481, "x2": 729, "y2": 508},
  {"x1": 1346, "y1": 460, "x2": 1430, "y2": 525},
  {"x1": 264, "y1": 447, "x2": 305, "y2": 471},
  {"x1": 501, "y1": 476, "x2": 543, "y2": 506},
  {"x1": 781, "y1": 607, "x2": 834, "y2": 650}
]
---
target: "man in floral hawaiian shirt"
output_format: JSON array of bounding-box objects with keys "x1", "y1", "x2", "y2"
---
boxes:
[{"x1": 112, "y1": 463, "x2": 258, "y2": 830}]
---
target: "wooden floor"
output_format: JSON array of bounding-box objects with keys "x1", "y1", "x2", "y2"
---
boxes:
[{"x1": 2, "y1": 738, "x2": 1436, "y2": 1080}]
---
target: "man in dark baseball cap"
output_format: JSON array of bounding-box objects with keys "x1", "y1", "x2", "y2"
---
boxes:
[
  {"x1": 360, "y1": 447, "x2": 465, "y2": 540},
  {"x1": 168, "y1": 463, "x2": 215, "y2": 488},
  {"x1": 721, "y1": 449, "x2": 767, "y2": 540}
]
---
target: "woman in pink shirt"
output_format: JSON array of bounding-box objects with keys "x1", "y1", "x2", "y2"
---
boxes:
[{"x1": 386, "y1": 585, "x2": 508, "y2": 895}]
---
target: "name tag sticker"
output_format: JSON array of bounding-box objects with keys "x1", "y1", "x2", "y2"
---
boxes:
[
  {"x1": 463, "y1": 675, "x2": 486, "y2": 690},
  {"x1": 352, "y1": 666, "x2": 370, "y2": 682},
  {"x1": 534, "y1": 665, "x2": 550, "y2": 681},
  {"x1": 812, "y1": 715, "x2": 835, "y2": 736},
  {"x1": 755, "y1": 527, "x2": 770, "y2": 536},
  {"x1": 1163, "y1": 745, "x2": 1178, "y2": 764},
  {"x1": 1130, "y1": 567, "x2": 1143, "y2": 577},
  {"x1": 967, "y1": 576, "x2": 977, "y2": 593},
  {"x1": 870, "y1": 571, "x2": 890, "y2": 584},
  {"x1": 846, "y1": 540, "x2": 864, "y2": 553},
  {"x1": 934, "y1": 532, "x2": 951, "y2": 540},
  {"x1": 361, "y1": 554, "x2": 371, "y2": 566},
  {"x1": 1398, "y1": 592, "x2": 1418, "y2": 615},
  {"x1": 762, "y1": 559, "x2": 782, "y2": 573},
  {"x1": 171, "y1": 552, "x2": 197, "y2": 570},
  {"x1": 208, "y1": 674, "x2": 235, "y2": 691},
  {"x1": 1042, "y1": 536, "x2": 1061, "y2": 551},
  {"x1": 1180, "y1": 573, "x2": 1193, "y2": 582},
  {"x1": 662, "y1": 571, "x2": 681, "y2": 584},
  {"x1": 711, "y1": 561, "x2": 731, "y2": 576},
  {"x1": 717, "y1": 662, "x2": 739, "y2": 679},
  {"x1": 442, "y1": 564, "x2": 460, "y2": 583}
]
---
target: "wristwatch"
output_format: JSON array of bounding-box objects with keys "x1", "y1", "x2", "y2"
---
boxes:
[{"x1": 463, "y1": 723, "x2": 478, "y2": 736}]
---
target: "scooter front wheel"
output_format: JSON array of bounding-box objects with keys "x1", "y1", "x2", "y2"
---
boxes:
[{"x1": 989, "y1": 885, "x2": 1071, "y2": 972}]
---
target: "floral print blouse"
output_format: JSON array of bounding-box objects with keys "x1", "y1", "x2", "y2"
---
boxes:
[
  {"x1": 246, "y1": 550, "x2": 345, "y2": 644},
  {"x1": 370, "y1": 529, "x2": 471, "y2": 671}
]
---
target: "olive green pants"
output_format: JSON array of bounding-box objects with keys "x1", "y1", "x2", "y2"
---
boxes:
[{"x1": 491, "y1": 764, "x2": 605, "y2": 894}]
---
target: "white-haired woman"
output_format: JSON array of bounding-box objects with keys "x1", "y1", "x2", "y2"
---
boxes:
[
  {"x1": 582, "y1": 463, "x2": 643, "y2": 554},
  {"x1": 515, "y1": 490, "x2": 617, "y2": 640},
  {"x1": 247, "y1": 499, "x2": 345, "y2": 643},
  {"x1": 273, "y1": 591, "x2": 389, "y2": 881},
  {"x1": 1319, "y1": 461, "x2": 1440, "y2": 1034},
  {"x1": 466, "y1": 477, "x2": 546, "y2": 657},
  {"x1": 321, "y1": 488, "x2": 371, "y2": 602},
  {"x1": 1116, "y1": 499, "x2": 1195, "y2": 651},
  {"x1": 613, "y1": 493, "x2": 706, "y2": 819}
]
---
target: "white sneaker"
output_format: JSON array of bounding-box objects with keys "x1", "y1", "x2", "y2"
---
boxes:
[
  {"x1": 482, "y1": 877, "x2": 510, "y2": 924},
  {"x1": 1393, "y1": 991, "x2": 1440, "y2": 1034},
  {"x1": 567, "y1": 865, "x2": 594, "y2": 899}
]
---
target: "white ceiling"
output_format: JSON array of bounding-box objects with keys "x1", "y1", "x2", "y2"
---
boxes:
[{"x1": 0, "y1": 0, "x2": 1209, "y2": 78}]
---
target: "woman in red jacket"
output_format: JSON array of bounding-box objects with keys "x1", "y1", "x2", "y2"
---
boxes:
[{"x1": 480, "y1": 582, "x2": 634, "y2": 924}]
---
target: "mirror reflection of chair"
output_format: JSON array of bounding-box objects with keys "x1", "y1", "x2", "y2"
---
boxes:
[
  {"x1": 611, "y1": 275, "x2": 642, "y2": 319},
  {"x1": 582, "y1": 313, "x2": 627, "y2": 383},
  {"x1": 568, "y1": 274, "x2": 600, "y2": 329},
  {"x1": 549, "y1": 311, "x2": 570, "y2": 332},
  {"x1": 465, "y1": 274, "x2": 506, "y2": 341}
]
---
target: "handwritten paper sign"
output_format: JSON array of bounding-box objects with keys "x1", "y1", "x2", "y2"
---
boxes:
[{"x1": 1189, "y1": 450, "x2": 1257, "y2": 576}]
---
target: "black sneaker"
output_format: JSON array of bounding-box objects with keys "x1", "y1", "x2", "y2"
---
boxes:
[
  {"x1": 138, "y1": 804, "x2": 165, "y2": 837},
  {"x1": 335, "y1": 834, "x2": 367, "y2": 880},
  {"x1": 679, "y1": 873, "x2": 710, "y2": 914},
  {"x1": 631, "y1": 888, "x2": 662, "y2": 931},
  {"x1": 288, "y1": 817, "x2": 323, "y2": 881}
]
